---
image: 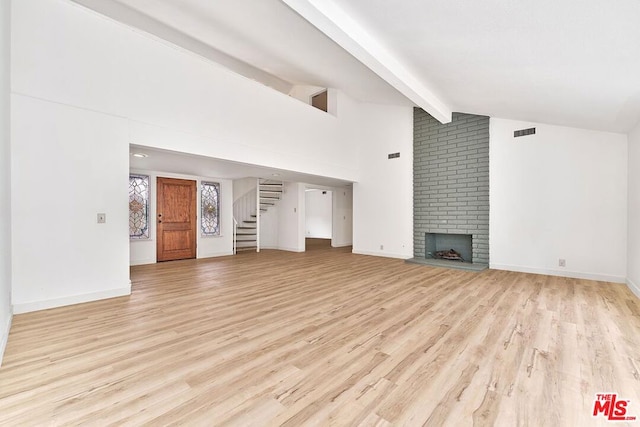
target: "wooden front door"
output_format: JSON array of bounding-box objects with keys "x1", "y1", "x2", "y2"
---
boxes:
[{"x1": 157, "y1": 177, "x2": 197, "y2": 262}]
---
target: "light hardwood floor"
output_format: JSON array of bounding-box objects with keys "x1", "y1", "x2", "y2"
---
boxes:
[{"x1": 1, "y1": 246, "x2": 639, "y2": 426}]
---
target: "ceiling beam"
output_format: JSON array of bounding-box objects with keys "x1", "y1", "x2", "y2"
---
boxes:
[{"x1": 280, "y1": 0, "x2": 452, "y2": 123}]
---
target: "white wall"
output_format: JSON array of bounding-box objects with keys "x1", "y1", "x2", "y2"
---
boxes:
[
  {"x1": 332, "y1": 187, "x2": 353, "y2": 247},
  {"x1": 260, "y1": 184, "x2": 352, "y2": 250},
  {"x1": 11, "y1": 95, "x2": 131, "y2": 313},
  {"x1": 352, "y1": 105, "x2": 414, "y2": 259},
  {"x1": 9, "y1": 0, "x2": 369, "y2": 313},
  {"x1": 277, "y1": 182, "x2": 306, "y2": 252},
  {"x1": 233, "y1": 178, "x2": 257, "y2": 203},
  {"x1": 259, "y1": 205, "x2": 280, "y2": 249},
  {"x1": 129, "y1": 170, "x2": 233, "y2": 266},
  {"x1": 305, "y1": 190, "x2": 332, "y2": 238},
  {"x1": 490, "y1": 118, "x2": 628, "y2": 282},
  {"x1": 12, "y1": 0, "x2": 360, "y2": 183},
  {"x1": 627, "y1": 122, "x2": 640, "y2": 297},
  {"x1": 0, "y1": 0, "x2": 12, "y2": 364}
]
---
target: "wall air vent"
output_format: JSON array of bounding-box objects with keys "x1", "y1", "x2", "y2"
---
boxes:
[
  {"x1": 514, "y1": 127, "x2": 536, "y2": 138},
  {"x1": 388, "y1": 152, "x2": 400, "y2": 159}
]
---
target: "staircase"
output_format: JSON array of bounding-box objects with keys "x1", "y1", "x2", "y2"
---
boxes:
[
  {"x1": 235, "y1": 214, "x2": 258, "y2": 252},
  {"x1": 234, "y1": 179, "x2": 283, "y2": 253}
]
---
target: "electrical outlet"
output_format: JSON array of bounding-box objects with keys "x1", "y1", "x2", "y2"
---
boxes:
[
  {"x1": 97, "y1": 213, "x2": 106, "y2": 224},
  {"x1": 559, "y1": 258, "x2": 566, "y2": 267},
  {"x1": 380, "y1": 245, "x2": 384, "y2": 250}
]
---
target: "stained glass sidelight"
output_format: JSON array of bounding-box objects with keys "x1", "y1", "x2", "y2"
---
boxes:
[
  {"x1": 129, "y1": 174, "x2": 150, "y2": 239},
  {"x1": 201, "y1": 181, "x2": 220, "y2": 236}
]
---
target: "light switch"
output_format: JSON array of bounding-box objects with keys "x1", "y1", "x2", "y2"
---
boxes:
[{"x1": 97, "y1": 213, "x2": 106, "y2": 224}]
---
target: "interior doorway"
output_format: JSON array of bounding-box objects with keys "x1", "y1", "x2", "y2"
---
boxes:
[
  {"x1": 305, "y1": 189, "x2": 333, "y2": 249},
  {"x1": 156, "y1": 177, "x2": 197, "y2": 262}
]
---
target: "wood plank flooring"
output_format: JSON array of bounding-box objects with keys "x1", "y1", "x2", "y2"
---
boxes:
[{"x1": 1, "y1": 246, "x2": 639, "y2": 426}]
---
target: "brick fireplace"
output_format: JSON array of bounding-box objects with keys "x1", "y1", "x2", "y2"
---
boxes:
[{"x1": 410, "y1": 110, "x2": 489, "y2": 269}]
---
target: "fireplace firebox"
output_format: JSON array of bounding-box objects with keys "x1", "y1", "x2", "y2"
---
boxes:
[{"x1": 425, "y1": 233, "x2": 472, "y2": 264}]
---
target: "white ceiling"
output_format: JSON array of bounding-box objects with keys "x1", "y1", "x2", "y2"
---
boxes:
[
  {"x1": 78, "y1": 0, "x2": 412, "y2": 106},
  {"x1": 129, "y1": 145, "x2": 353, "y2": 188},
  {"x1": 77, "y1": 0, "x2": 640, "y2": 181},
  {"x1": 79, "y1": 0, "x2": 640, "y2": 133},
  {"x1": 325, "y1": 0, "x2": 640, "y2": 132}
]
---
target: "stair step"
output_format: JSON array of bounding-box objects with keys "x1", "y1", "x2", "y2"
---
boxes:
[
  {"x1": 236, "y1": 232, "x2": 256, "y2": 236},
  {"x1": 260, "y1": 196, "x2": 280, "y2": 199},
  {"x1": 237, "y1": 226, "x2": 256, "y2": 230},
  {"x1": 259, "y1": 183, "x2": 283, "y2": 186},
  {"x1": 260, "y1": 203, "x2": 275, "y2": 206},
  {"x1": 236, "y1": 246, "x2": 257, "y2": 252},
  {"x1": 244, "y1": 220, "x2": 257, "y2": 223},
  {"x1": 236, "y1": 243, "x2": 257, "y2": 247},
  {"x1": 236, "y1": 239, "x2": 257, "y2": 242}
]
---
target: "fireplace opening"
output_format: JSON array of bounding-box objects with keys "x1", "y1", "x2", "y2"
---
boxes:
[
  {"x1": 434, "y1": 249, "x2": 465, "y2": 261},
  {"x1": 425, "y1": 233, "x2": 472, "y2": 264}
]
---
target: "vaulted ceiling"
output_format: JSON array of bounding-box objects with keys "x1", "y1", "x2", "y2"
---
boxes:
[{"x1": 74, "y1": 0, "x2": 640, "y2": 133}]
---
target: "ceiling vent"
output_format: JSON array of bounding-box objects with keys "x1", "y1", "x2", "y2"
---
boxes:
[{"x1": 514, "y1": 128, "x2": 536, "y2": 138}]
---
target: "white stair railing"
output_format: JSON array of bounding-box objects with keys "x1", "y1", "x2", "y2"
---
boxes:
[
  {"x1": 232, "y1": 217, "x2": 238, "y2": 255},
  {"x1": 256, "y1": 178, "x2": 261, "y2": 253},
  {"x1": 233, "y1": 188, "x2": 258, "y2": 252},
  {"x1": 232, "y1": 179, "x2": 284, "y2": 254},
  {"x1": 233, "y1": 188, "x2": 256, "y2": 225}
]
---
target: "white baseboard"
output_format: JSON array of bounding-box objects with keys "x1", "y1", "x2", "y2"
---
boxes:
[
  {"x1": 277, "y1": 246, "x2": 305, "y2": 253},
  {"x1": 627, "y1": 278, "x2": 640, "y2": 299},
  {"x1": 331, "y1": 242, "x2": 353, "y2": 248},
  {"x1": 234, "y1": 246, "x2": 303, "y2": 253},
  {"x1": 249, "y1": 245, "x2": 351, "y2": 252},
  {"x1": 0, "y1": 307, "x2": 13, "y2": 367},
  {"x1": 12, "y1": 283, "x2": 132, "y2": 314},
  {"x1": 131, "y1": 251, "x2": 234, "y2": 265},
  {"x1": 490, "y1": 263, "x2": 626, "y2": 284},
  {"x1": 130, "y1": 258, "x2": 156, "y2": 266},
  {"x1": 198, "y1": 251, "x2": 234, "y2": 259},
  {"x1": 352, "y1": 249, "x2": 412, "y2": 260}
]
